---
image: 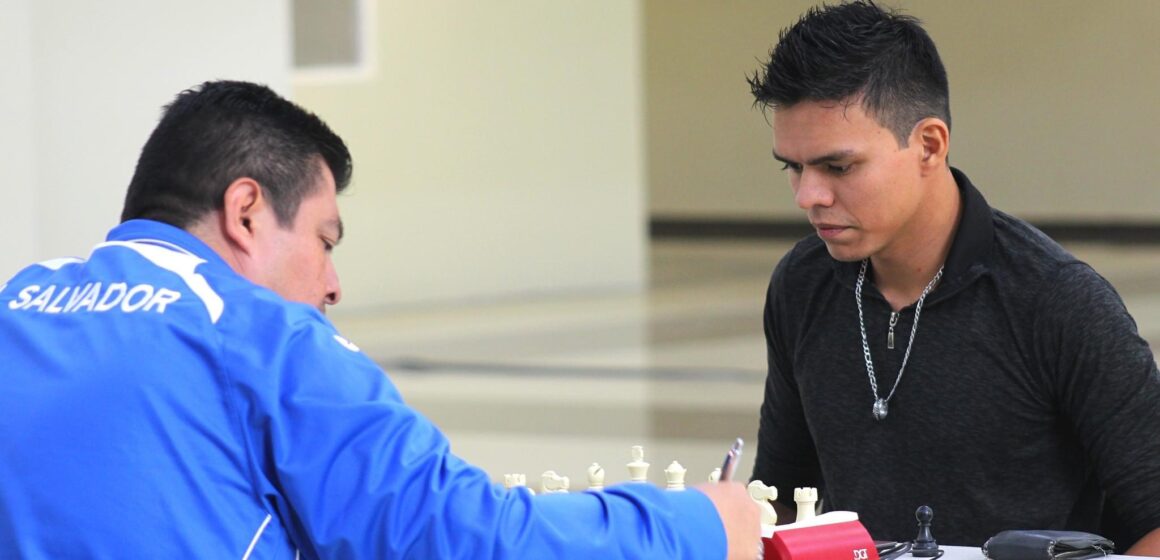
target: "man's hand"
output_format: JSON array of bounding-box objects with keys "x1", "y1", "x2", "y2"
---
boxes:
[
  {"x1": 1127, "y1": 527, "x2": 1160, "y2": 556},
  {"x1": 695, "y1": 482, "x2": 763, "y2": 560}
]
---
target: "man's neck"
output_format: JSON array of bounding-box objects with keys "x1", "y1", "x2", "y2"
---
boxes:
[
  {"x1": 186, "y1": 213, "x2": 244, "y2": 274},
  {"x1": 871, "y1": 168, "x2": 961, "y2": 311}
]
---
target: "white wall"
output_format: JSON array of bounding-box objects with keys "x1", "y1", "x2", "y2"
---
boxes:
[
  {"x1": 0, "y1": 0, "x2": 290, "y2": 280},
  {"x1": 0, "y1": 0, "x2": 36, "y2": 278},
  {"x1": 294, "y1": 1, "x2": 647, "y2": 311}
]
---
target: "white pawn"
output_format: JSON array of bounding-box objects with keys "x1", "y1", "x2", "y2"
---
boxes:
[
  {"x1": 504, "y1": 473, "x2": 534, "y2": 495},
  {"x1": 664, "y1": 461, "x2": 687, "y2": 491},
  {"x1": 747, "y1": 480, "x2": 778, "y2": 526},
  {"x1": 586, "y1": 463, "x2": 605, "y2": 491},
  {"x1": 794, "y1": 487, "x2": 818, "y2": 523},
  {"x1": 627, "y1": 445, "x2": 649, "y2": 483},
  {"x1": 708, "y1": 467, "x2": 722, "y2": 483},
  {"x1": 541, "y1": 470, "x2": 570, "y2": 494}
]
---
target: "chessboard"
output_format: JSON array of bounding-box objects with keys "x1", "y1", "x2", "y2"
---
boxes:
[{"x1": 498, "y1": 444, "x2": 1153, "y2": 560}]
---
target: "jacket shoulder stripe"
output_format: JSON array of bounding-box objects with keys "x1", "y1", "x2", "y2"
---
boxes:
[{"x1": 96, "y1": 240, "x2": 225, "y2": 323}]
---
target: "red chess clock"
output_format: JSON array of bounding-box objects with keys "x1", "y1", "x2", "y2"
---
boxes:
[{"x1": 762, "y1": 513, "x2": 879, "y2": 560}]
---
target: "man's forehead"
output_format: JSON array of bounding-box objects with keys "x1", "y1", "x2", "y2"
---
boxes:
[{"x1": 771, "y1": 102, "x2": 887, "y2": 156}]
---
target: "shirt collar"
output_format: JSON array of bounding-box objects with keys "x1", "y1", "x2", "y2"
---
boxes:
[{"x1": 940, "y1": 167, "x2": 993, "y2": 290}]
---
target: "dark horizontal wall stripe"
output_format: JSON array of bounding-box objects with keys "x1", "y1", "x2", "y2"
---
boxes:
[
  {"x1": 650, "y1": 218, "x2": 812, "y2": 240},
  {"x1": 1033, "y1": 222, "x2": 1160, "y2": 244},
  {"x1": 380, "y1": 357, "x2": 764, "y2": 383},
  {"x1": 650, "y1": 217, "x2": 1160, "y2": 245}
]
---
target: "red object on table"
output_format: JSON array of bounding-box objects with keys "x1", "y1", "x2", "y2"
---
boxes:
[{"x1": 763, "y1": 519, "x2": 880, "y2": 560}]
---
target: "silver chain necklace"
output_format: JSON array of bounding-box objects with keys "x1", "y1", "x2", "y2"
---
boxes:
[{"x1": 855, "y1": 259, "x2": 943, "y2": 421}]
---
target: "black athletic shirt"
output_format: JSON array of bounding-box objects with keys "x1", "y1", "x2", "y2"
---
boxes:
[{"x1": 753, "y1": 168, "x2": 1160, "y2": 549}]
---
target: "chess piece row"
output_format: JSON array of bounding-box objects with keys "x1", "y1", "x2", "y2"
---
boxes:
[
  {"x1": 503, "y1": 445, "x2": 723, "y2": 494},
  {"x1": 498, "y1": 442, "x2": 826, "y2": 531}
]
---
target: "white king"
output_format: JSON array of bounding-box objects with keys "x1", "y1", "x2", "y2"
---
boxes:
[{"x1": 627, "y1": 445, "x2": 649, "y2": 483}]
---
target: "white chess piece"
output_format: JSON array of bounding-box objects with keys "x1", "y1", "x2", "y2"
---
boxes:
[
  {"x1": 664, "y1": 461, "x2": 687, "y2": 491},
  {"x1": 541, "y1": 470, "x2": 570, "y2": 494},
  {"x1": 503, "y1": 473, "x2": 525, "y2": 489},
  {"x1": 747, "y1": 480, "x2": 778, "y2": 526},
  {"x1": 504, "y1": 473, "x2": 534, "y2": 495},
  {"x1": 586, "y1": 463, "x2": 605, "y2": 491},
  {"x1": 627, "y1": 445, "x2": 649, "y2": 483},
  {"x1": 708, "y1": 467, "x2": 722, "y2": 483},
  {"x1": 794, "y1": 487, "x2": 818, "y2": 523}
]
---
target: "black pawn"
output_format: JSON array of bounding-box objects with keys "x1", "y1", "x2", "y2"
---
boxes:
[{"x1": 911, "y1": 505, "x2": 939, "y2": 557}]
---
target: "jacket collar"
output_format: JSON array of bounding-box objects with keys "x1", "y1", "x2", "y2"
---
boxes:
[{"x1": 105, "y1": 219, "x2": 233, "y2": 274}]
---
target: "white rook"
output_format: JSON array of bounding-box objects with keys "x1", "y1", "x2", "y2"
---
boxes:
[{"x1": 794, "y1": 487, "x2": 818, "y2": 523}]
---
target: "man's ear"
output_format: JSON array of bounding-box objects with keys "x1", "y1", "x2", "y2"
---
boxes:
[
  {"x1": 220, "y1": 178, "x2": 267, "y2": 255},
  {"x1": 913, "y1": 117, "x2": 950, "y2": 172}
]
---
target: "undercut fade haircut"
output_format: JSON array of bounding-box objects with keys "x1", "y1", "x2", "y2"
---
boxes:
[
  {"x1": 748, "y1": 0, "x2": 951, "y2": 145},
  {"x1": 121, "y1": 80, "x2": 352, "y2": 229}
]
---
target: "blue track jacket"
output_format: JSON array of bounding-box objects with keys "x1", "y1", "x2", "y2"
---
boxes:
[{"x1": 0, "y1": 220, "x2": 725, "y2": 559}]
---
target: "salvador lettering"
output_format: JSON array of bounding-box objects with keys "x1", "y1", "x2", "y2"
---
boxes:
[{"x1": 7, "y1": 283, "x2": 181, "y2": 314}]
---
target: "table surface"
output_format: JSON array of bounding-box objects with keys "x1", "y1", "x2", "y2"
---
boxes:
[{"x1": 940, "y1": 544, "x2": 1147, "y2": 558}]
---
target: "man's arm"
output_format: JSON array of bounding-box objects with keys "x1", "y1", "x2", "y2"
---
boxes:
[
  {"x1": 1038, "y1": 264, "x2": 1160, "y2": 555},
  {"x1": 234, "y1": 317, "x2": 752, "y2": 559},
  {"x1": 752, "y1": 253, "x2": 823, "y2": 521}
]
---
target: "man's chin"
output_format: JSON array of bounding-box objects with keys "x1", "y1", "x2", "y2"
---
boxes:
[{"x1": 821, "y1": 241, "x2": 868, "y2": 263}]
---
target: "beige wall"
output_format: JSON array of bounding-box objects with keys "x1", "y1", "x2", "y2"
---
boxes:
[
  {"x1": 646, "y1": 0, "x2": 1160, "y2": 222},
  {"x1": 294, "y1": 1, "x2": 647, "y2": 311}
]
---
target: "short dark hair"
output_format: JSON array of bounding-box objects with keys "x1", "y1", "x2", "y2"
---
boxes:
[
  {"x1": 748, "y1": 0, "x2": 950, "y2": 145},
  {"x1": 121, "y1": 80, "x2": 352, "y2": 228}
]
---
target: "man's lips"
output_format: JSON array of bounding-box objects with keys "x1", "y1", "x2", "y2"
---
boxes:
[{"x1": 813, "y1": 223, "x2": 849, "y2": 239}]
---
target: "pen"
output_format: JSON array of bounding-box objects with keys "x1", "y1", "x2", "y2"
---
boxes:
[{"x1": 719, "y1": 437, "x2": 744, "y2": 482}]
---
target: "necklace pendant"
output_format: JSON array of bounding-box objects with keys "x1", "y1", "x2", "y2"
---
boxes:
[
  {"x1": 887, "y1": 311, "x2": 899, "y2": 350},
  {"x1": 872, "y1": 399, "x2": 889, "y2": 420}
]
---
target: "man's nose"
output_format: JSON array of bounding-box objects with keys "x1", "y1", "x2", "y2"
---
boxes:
[
  {"x1": 324, "y1": 263, "x2": 342, "y2": 307},
  {"x1": 793, "y1": 170, "x2": 834, "y2": 210}
]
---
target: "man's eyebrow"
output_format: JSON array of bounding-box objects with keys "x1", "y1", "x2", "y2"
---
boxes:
[
  {"x1": 772, "y1": 149, "x2": 856, "y2": 166},
  {"x1": 330, "y1": 218, "x2": 345, "y2": 244}
]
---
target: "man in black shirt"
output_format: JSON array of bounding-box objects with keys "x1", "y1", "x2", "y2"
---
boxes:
[{"x1": 747, "y1": 2, "x2": 1160, "y2": 555}]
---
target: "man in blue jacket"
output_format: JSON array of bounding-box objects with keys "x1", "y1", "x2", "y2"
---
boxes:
[{"x1": 0, "y1": 80, "x2": 759, "y2": 559}]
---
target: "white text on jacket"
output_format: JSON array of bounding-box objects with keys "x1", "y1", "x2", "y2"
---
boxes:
[{"x1": 7, "y1": 283, "x2": 182, "y2": 314}]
